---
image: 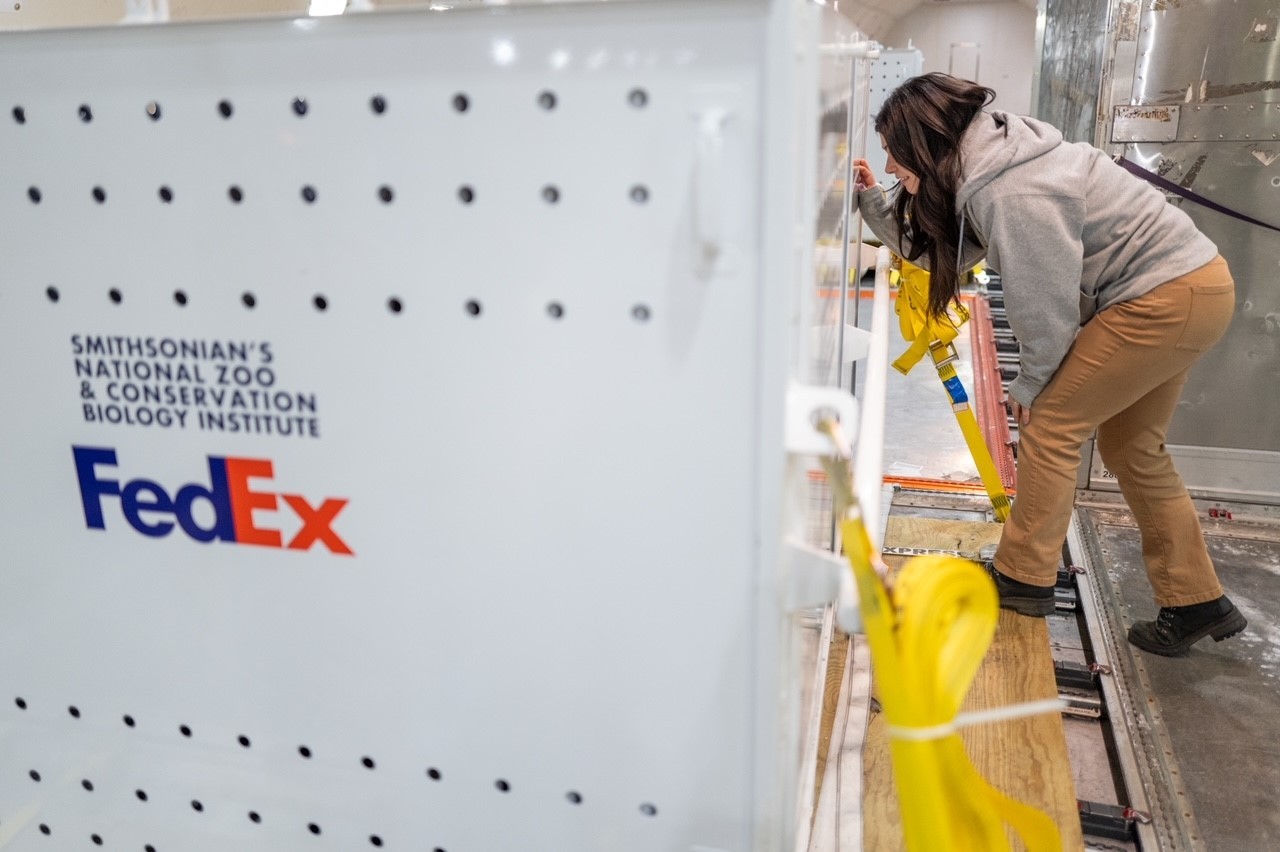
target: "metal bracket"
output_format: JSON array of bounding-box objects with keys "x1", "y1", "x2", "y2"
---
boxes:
[
  {"x1": 782, "y1": 539, "x2": 860, "y2": 632},
  {"x1": 783, "y1": 539, "x2": 843, "y2": 611},
  {"x1": 1078, "y1": 800, "x2": 1151, "y2": 841},
  {"x1": 784, "y1": 383, "x2": 859, "y2": 456}
]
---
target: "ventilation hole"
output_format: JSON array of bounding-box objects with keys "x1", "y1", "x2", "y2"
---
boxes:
[
  {"x1": 495, "y1": 779, "x2": 510, "y2": 793},
  {"x1": 452, "y1": 93, "x2": 469, "y2": 112},
  {"x1": 632, "y1": 304, "x2": 651, "y2": 322},
  {"x1": 238, "y1": 735, "x2": 251, "y2": 748},
  {"x1": 361, "y1": 756, "x2": 375, "y2": 770},
  {"x1": 292, "y1": 97, "x2": 308, "y2": 117},
  {"x1": 109, "y1": 288, "x2": 123, "y2": 304},
  {"x1": 370, "y1": 836, "x2": 383, "y2": 848},
  {"x1": 640, "y1": 803, "x2": 658, "y2": 816},
  {"x1": 45, "y1": 286, "x2": 59, "y2": 303},
  {"x1": 628, "y1": 88, "x2": 649, "y2": 108},
  {"x1": 308, "y1": 823, "x2": 322, "y2": 836},
  {"x1": 39, "y1": 824, "x2": 50, "y2": 836},
  {"x1": 12, "y1": 105, "x2": 25, "y2": 124},
  {"x1": 123, "y1": 714, "x2": 136, "y2": 727},
  {"x1": 538, "y1": 90, "x2": 557, "y2": 110},
  {"x1": 29, "y1": 770, "x2": 41, "y2": 782},
  {"x1": 173, "y1": 291, "x2": 188, "y2": 307},
  {"x1": 82, "y1": 779, "x2": 94, "y2": 792},
  {"x1": 387, "y1": 297, "x2": 403, "y2": 314},
  {"x1": 426, "y1": 768, "x2": 442, "y2": 780},
  {"x1": 146, "y1": 846, "x2": 156, "y2": 852},
  {"x1": 371, "y1": 95, "x2": 387, "y2": 114},
  {"x1": 179, "y1": 724, "x2": 192, "y2": 737},
  {"x1": 630, "y1": 185, "x2": 650, "y2": 204},
  {"x1": 228, "y1": 186, "x2": 243, "y2": 203},
  {"x1": 159, "y1": 186, "x2": 173, "y2": 204},
  {"x1": 566, "y1": 791, "x2": 582, "y2": 804},
  {"x1": 191, "y1": 800, "x2": 203, "y2": 813},
  {"x1": 547, "y1": 302, "x2": 564, "y2": 319},
  {"x1": 242, "y1": 292, "x2": 257, "y2": 309},
  {"x1": 28, "y1": 186, "x2": 41, "y2": 204},
  {"x1": 15, "y1": 697, "x2": 26, "y2": 709},
  {"x1": 542, "y1": 185, "x2": 560, "y2": 204},
  {"x1": 92, "y1": 186, "x2": 106, "y2": 204},
  {"x1": 458, "y1": 185, "x2": 475, "y2": 204},
  {"x1": 92, "y1": 835, "x2": 103, "y2": 846},
  {"x1": 465, "y1": 300, "x2": 481, "y2": 317},
  {"x1": 79, "y1": 104, "x2": 93, "y2": 122},
  {"x1": 69, "y1": 705, "x2": 81, "y2": 718},
  {"x1": 249, "y1": 811, "x2": 262, "y2": 824},
  {"x1": 378, "y1": 185, "x2": 394, "y2": 204},
  {"x1": 146, "y1": 101, "x2": 162, "y2": 121},
  {"x1": 218, "y1": 99, "x2": 233, "y2": 118},
  {"x1": 135, "y1": 789, "x2": 148, "y2": 802},
  {"x1": 301, "y1": 185, "x2": 317, "y2": 204},
  {"x1": 298, "y1": 745, "x2": 312, "y2": 759},
  {"x1": 313, "y1": 295, "x2": 328, "y2": 312}
]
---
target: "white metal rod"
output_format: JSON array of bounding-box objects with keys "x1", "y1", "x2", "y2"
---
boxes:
[{"x1": 854, "y1": 247, "x2": 893, "y2": 550}]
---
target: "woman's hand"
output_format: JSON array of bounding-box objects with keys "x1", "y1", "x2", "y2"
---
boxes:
[
  {"x1": 1009, "y1": 398, "x2": 1031, "y2": 427},
  {"x1": 853, "y1": 158, "x2": 879, "y2": 192}
]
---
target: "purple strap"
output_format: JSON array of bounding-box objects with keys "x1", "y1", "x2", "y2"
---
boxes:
[{"x1": 1117, "y1": 157, "x2": 1280, "y2": 234}]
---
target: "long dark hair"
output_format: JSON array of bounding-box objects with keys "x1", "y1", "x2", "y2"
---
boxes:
[{"x1": 875, "y1": 73, "x2": 995, "y2": 319}]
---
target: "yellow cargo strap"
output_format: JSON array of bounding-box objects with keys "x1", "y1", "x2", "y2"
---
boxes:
[
  {"x1": 843, "y1": 529, "x2": 1065, "y2": 852},
  {"x1": 816, "y1": 419, "x2": 1061, "y2": 852},
  {"x1": 891, "y1": 260, "x2": 1011, "y2": 522}
]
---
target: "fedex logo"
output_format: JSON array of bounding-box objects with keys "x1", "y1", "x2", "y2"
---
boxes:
[{"x1": 73, "y1": 446, "x2": 353, "y2": 555}]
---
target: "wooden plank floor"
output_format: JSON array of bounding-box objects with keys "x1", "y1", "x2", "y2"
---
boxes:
[{"x1": 863, "y1": 516, "x2": 1084, "y2": 851}]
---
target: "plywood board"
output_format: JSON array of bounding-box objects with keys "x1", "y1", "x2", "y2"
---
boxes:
[{"x1": 864, "y1": 518, "x2": 1084, "y2": 851}]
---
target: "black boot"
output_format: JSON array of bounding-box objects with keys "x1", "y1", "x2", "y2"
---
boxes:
[
  {"x1": 1128, "y1": 595, "x2": 1247, "y2": 656},
  {"x1": 984, "y1": 562, "x2": 1055, "y2": 617}
]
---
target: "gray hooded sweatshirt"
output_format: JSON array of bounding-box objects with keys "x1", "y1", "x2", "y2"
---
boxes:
[{"x1": 857, "y1": 110, "x2": 1218, "y2": 407}]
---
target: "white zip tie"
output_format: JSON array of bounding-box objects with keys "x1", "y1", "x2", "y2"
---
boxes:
[{"x1": 886, "y1": 697, "x2": 1067, "y2": 742}]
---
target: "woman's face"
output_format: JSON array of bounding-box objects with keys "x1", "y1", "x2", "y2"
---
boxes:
[{"x1": 880, "y1": 136, "x2": 920, "y2": 195}]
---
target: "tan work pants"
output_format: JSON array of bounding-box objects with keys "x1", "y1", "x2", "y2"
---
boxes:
[{"x1": 995, "y1": 256, "x2": 1235, "y2": 606}]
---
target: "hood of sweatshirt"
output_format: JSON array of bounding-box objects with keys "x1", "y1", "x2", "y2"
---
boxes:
[{"x1": 956, "y1": 110, "x2": 1063, "y2": 210}]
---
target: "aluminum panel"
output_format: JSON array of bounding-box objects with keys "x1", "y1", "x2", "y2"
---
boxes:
[
  {"x1": 1167, "y1": 101, "x2": 1280, "y2": 142},
  {"x1": 1033, "y1": 0, "x2": 1109, "y2": 143},
  {"x1": 1081, "y1": 0, "x2": 1280, "y2": 499},
  {"x1": 0, "y1": 3, "x2": 816, "y2": 851},
  {"x1": 1135, "y1": 0, "x2": 1280, "y2": 106},
  {"x1": 1123, "y1": 140, "x2": 1280, "y2": 455}
]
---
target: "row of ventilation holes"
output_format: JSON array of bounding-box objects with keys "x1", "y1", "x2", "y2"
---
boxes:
[
  {"x1": 10, "y1": 89, "x2": 651, "y2": 126},
  {"x1": 9, "y1": 696, "x2": 661, "y2": 846},
  {"x1": 37, "y1": 287, "x2": 655, "y2": 322},
  {"x1": 20, "y1": 183, "x2": 652, "y2": 206},
  {"x1": 12, "y1": 91, "x2": 652, "y2": 208}
]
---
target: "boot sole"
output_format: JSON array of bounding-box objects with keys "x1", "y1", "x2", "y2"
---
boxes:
[
  {"x1": 1128, "y1": 609, "x2": 1248, "y2": 656},
  {"x1": 997, "y1": 595, "x2": 1055, "y2": 618}
]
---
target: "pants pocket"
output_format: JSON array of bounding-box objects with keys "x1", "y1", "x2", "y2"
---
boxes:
[{"x1": 1175, "y1": 282, "x2": 1234, "y2": 352}]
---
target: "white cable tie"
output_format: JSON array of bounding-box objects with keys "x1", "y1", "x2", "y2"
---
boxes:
[{"x1": 886, "y1": 698, "x2": 1067, "y2": 742}]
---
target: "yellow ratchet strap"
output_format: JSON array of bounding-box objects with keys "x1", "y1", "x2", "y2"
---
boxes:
[
  {"x1": 891, "y1": 259, "x2": 1011, "y2": 522},
  {"x1": 840, "y1": 521, "x2": 1063, "y2": 852}
]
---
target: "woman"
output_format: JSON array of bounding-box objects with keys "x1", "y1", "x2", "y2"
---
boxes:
[{"x1": 854, "y1": 73, "x2": 1245, "y2": 656}]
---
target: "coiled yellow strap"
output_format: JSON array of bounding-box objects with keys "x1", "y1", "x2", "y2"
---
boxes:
[{"x1": 842, "y1": 519, "x2": 1063, "y2": 851}]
